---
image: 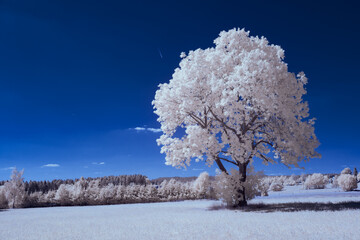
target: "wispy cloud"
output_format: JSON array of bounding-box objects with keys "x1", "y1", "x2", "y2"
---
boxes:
[
  {"x1": 132, "y1": 127, "x2": 162, "y2": 133},
  {"x1": 192, "y1": 168, "x2": 204, "y2": 171},
  {"x1": 42, "y1": 164, "x2": 60, "y2": 168},
  {"x1": 92, "y1": 162, "x2": 105, "y2": 165},
  {"x1": 1, "y1": 166, "x2": 15, "y2": 171}
]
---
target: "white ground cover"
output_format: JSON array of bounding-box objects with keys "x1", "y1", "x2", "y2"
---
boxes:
[
  {"x1": 1, "y1": 185, "x2": 360, "y2": 240},
  {"x1": 250, "y1": 183, "x2": 360, "y2": 204}
]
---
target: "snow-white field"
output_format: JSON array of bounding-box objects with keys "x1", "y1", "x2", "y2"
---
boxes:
[{"x1": 1, "y1": 185, "x2": 360, "y2": 240}]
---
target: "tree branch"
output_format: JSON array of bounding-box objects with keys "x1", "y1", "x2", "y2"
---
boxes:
[
  {"x1": 208, "y1": 107, "x2": 244, "y2": 143},
  {"x1": 214, "y1": 156, "x2": 228, "y2": 174},
  {"x1": 218, "y1": 157, "x2": 238, "y2": 166},
  {"x1": 252, "y1": 139, "x2": 273, "y2": 149},
  {"x1": 187, "y1": 112, "x2": 205, "y2": 128}
]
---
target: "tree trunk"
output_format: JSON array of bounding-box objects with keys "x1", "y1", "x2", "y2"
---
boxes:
[
  {"x1": 214, "y1": 155, "x2": 248, "y2": 208},
  {"x1": 236, "y1": 163, "x2": 247, "y2": 207}
]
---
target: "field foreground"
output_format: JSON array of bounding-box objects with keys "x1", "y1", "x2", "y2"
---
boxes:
[{"x1": 1, "y1": 185, "x2": 360, "y2": 240}]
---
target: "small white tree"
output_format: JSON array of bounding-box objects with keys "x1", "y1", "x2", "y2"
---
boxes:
[
  {"x1": 4, "y1": 168, "x2": 25, "y2": 208},
  {"x1": 357, "y1": 172, "x2": 360, "y2": 182},
  {"x1": 193, "y1": 172, "x2": 210, "y2": 199},
  {"x1": 341, "y1": 167, "x2": 352, "y2": 175},
  {"x1": 337, "y1": 174, "x2": 357, "y2": 191},
  {"x1": 153, "y1": 28, "x2": 320, "y2": 207},
  {"x1": 304, "y1": 173, "x2": 328, "y2": 189}
]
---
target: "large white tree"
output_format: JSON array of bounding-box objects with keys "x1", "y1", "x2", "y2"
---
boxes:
[{"x1": 153, "y1": 28, "x2": 320, "y2": 207}]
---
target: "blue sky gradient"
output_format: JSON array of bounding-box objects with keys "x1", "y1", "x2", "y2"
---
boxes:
[{"x1": 0, "y1": 0, "x2": 359, "y2": 180}]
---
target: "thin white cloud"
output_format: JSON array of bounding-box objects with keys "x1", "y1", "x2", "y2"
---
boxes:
[
  {"x1": 1, "y1": 166, "x2": 15, "y2": 171},
  {"x1": 192, "y1": 168, "x2": 204, "y2": 171},
  {"x1": 147, "y1": 128, "x2": 162, "y2": 133},
  {"x1": 92, "y1": 162, "x2": 105, "y2": 165},
  {"x1": 132, "y1": 127, "x2": 161, "y2": 133},
  {"x1": 42, "y1": 164, "x2": 60, "y2": 168}
]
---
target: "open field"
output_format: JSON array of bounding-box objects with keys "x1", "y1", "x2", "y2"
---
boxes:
[{"x1": 1, "y1": 185, "x2": 360, "y2": 240}]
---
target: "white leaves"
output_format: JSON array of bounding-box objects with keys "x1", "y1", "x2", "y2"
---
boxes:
[
  {"x1": 4, "y1": 168, "x2": 25, "y2": 208},
  {"x1": 304, "y1": 173, "x2": 328, "y2": 190},
  {"x1": 337, "y1": 174, "x2": 357, "y2": 191},
  {"x1": 153, "y1": 28, "x2": 320, "y2": 169}
]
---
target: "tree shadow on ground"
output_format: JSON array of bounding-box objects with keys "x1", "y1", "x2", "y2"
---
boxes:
[{"x1": 209, "y1": 201, "x2": 360, "y2": 212}]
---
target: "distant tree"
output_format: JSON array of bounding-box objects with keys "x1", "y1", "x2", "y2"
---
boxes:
[
  {"x1": 353, "y1": 168, "x2": 358, "y2": 178},
  {"x1": 341, "y1": 167, "x2": 352, "y2": 175},
  {"x1": 98, "y1": 184, "x2": 116, "y2": 204},
  {"x1": 304, "y1": 173, "x2": 328, "y2": 189},
  {"x1": 284, "y1": 175, "x2": 297, "y2": 186},
  {"x1": 269, "y1": 180, "x2": 284, "y2": 192},
  {"x1": 55, "y1": 184, "x2": 72, "y2": 205},
  {"x1": 337, "y1": 174, "x2": 357, "y2": 191},
  {"x1": 0, "y1": 188, "x2": 8, "y2": 209},
  {"x1": 4, "y1": 168, "x2": 25, "y2": 208},
  {"x1": 153, "y1": 28, "x2": 320, "y2": 207},
  {"x1": 332, "y1": 175, "x2": 339, "y2": 188},
  {"x1": 193, "y1": 172, "x2": 210, "y2": 199}
]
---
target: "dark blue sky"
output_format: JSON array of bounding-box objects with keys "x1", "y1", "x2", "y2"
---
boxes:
[{"x1": 0, "y1": 0, "x2": 359, "y2": 180}]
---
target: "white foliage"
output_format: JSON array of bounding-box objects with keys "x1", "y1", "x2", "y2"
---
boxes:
[
  {"x1": 304, "y1": 173, "x2": 328, "y2": 190},
  {"x1": 284, "y1": 175, "x2": 297, "y2": 186},
  {"x1": 341, "y1": 167, "x2": 352, "y2": 175},
  {"x1": 215, "y1": 169, "x2": 262, "y2": 207},
  {"x1": 98, "y1": 184, "x2": 116, "y2": 203},
  {"x1": 337, "y1": 174, "x2": 357, "y2": 191},
  {"x1": 193, "y1": 172, "x2": 210, "y2": 199},
  {"x1": 55, "y1": 184, "x2": 72, "y2": 205},
  {"x1": 357, "y1": 173, "x2": 360, "y2": 182},
  {"x1": 332, "y1": 175, "x2": 339, "y2": 188},
  {"x1": 4, "y1": 168, "x2": 25, "y2": 208},
  {"x1": 298, "y1": 173, "x2": 307, "y2": 184},
  {"x1": 153, "y1": 28, "x2": 320, "y2": 171},
  {"x1": 270, "y1": 181, "x2": 284, "y2": 192}
]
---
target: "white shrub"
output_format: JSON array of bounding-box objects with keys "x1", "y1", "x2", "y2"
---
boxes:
[
  {"x1": 44, "y1": 190, "x2": 56, "y2": 203},
  {"x1": 357, "y1": 173, "x2": 360, "y2": 182},
  {"x1": 284, "y1": 175, "x2": 297, "y2": 186},
  {"x1": 337, "y1": 174, "x2": 357, "y2": 191},
  {"x1": 298, "y1": 173, "x2": 307, "y2": 184},
  {"x1": 270, "y1": 181, "x2": 284, "y2": 191},
  {"x1": 341, "y1": 167, "x2": 352, "y2": 175},
  {"x1": 258, "y1": 178, "x2": 270, "y2": 196},
  {"x1": 304, "y1": 173, "x2": 328, "y2": 189}
]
